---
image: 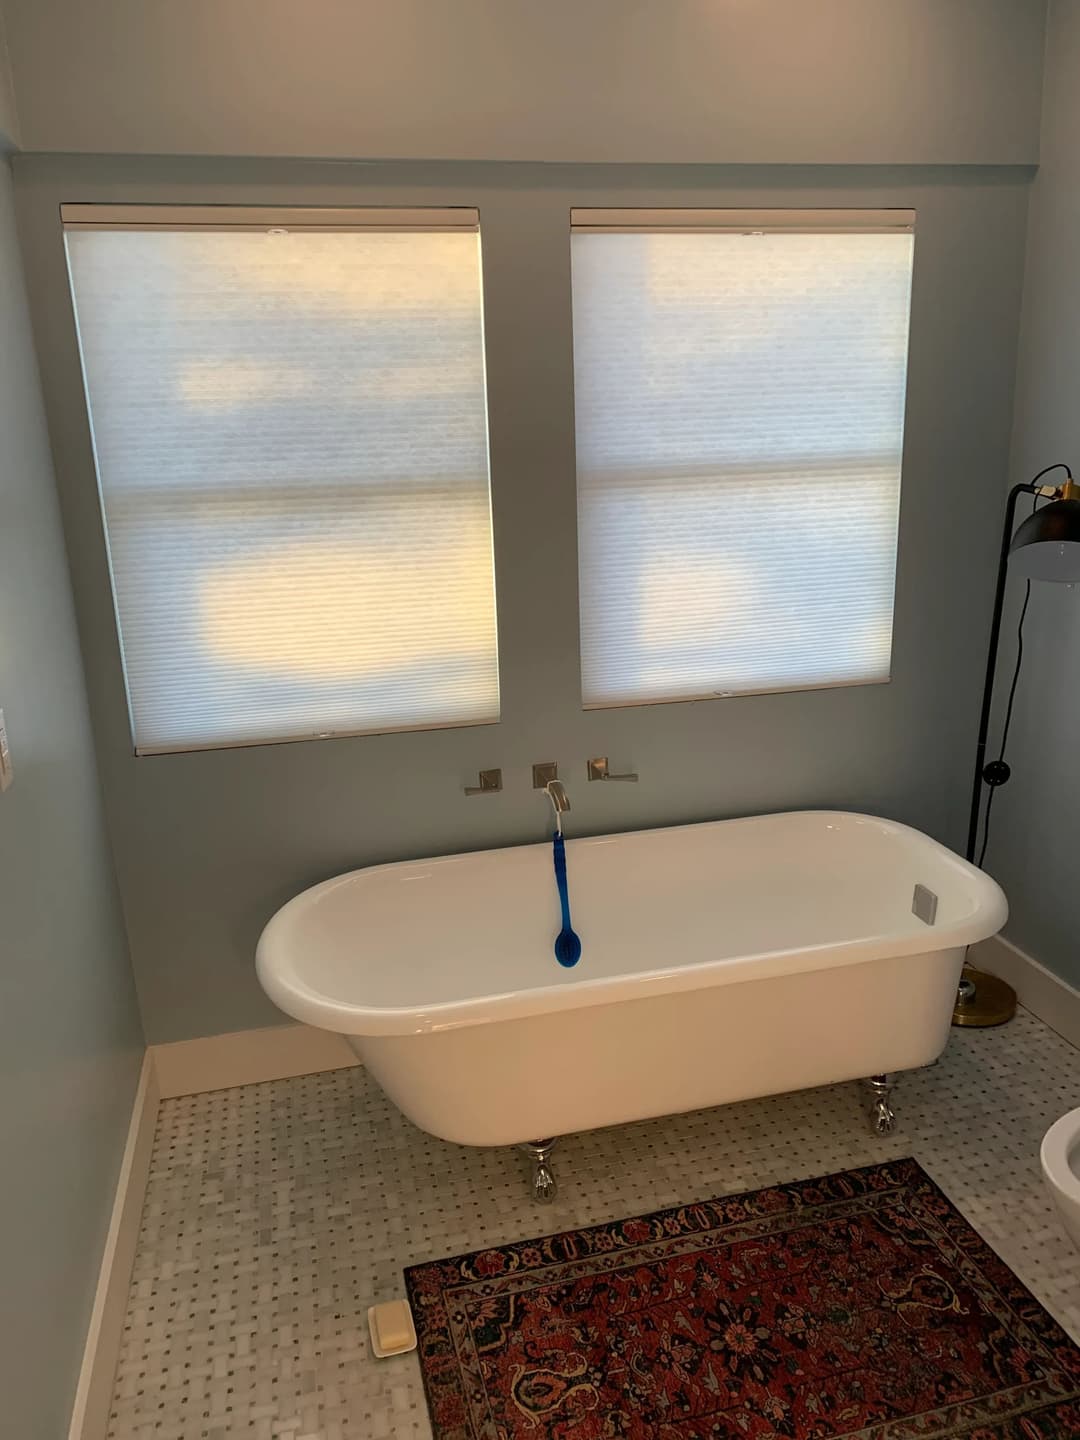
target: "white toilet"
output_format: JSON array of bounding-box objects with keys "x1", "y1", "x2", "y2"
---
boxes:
[{"x1": 1041, "y1": 1107, "x2": 1080, "y2": 1252}]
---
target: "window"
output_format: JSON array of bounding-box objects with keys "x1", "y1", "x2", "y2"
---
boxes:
[
  {"x1": 571, "y1": 208, "x2": 915, "y2": 708},
  {"x1": 63, "y1": 206, "x2": 499, "y2": 753}
]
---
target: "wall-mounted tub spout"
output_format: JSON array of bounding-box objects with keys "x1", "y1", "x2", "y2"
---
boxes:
[{"x1": 544, "y1": 778, "x2": 570, "y2": 829}]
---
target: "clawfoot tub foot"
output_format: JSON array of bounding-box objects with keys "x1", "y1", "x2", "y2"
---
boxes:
[
  {"x1": 519, "y1": 1138, "x2": 558, "y2": 1203},
  {"x1": 865, "y1": 1074, "x2": 896, "y2": 1136}
]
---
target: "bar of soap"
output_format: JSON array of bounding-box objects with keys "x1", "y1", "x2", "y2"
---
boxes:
[{"x1": 368, "y1": 1299, "x2": 417, "y2": 1357}]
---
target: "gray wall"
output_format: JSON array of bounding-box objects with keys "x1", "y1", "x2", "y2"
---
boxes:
[
  {"x1": 991, "y1": 0, "x2": 1080, "y2": 984},
  {"x1": 0, "y1": 158, "x2": 144, "y2": 1436},
  {"x1": 0, "y1": 0, "x2": 1046, "y2": 165},
  {"x1": 0, "y1": 5, "x2": 18, "y2": 148},
  {"x1": 16, "y1": 155, "x2": 1030, "y2": 1042}
]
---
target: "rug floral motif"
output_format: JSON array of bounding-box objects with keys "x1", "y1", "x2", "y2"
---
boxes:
[{"x1": 404, "y1": 1158, "x2": 1080, "y2": 1439}]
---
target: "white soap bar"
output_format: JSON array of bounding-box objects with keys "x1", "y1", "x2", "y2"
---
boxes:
[{"x1": 368, "y1": 1300, "x2": 417, "y2": 1357}]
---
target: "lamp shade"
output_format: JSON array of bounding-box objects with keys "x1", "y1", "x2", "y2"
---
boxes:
[{"x1": 1009, "y1": 497, "x2": 1080, "y2": 582}]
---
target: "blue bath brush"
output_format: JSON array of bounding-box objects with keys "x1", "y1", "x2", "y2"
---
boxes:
[{"x1": 551, "y1": 832, "x2": 582, "y2": 967}]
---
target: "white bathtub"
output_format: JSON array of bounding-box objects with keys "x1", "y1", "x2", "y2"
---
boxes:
[{"x1": 256, "y1": 811, "x2": 1006, "y2": 1151}]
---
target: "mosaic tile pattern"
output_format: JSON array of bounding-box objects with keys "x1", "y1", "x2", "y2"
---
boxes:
[{"x1": 108, "y1": 1009, "x2": 1080, "y2": 1439}]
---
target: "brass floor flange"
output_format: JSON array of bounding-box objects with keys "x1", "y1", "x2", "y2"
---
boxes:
[{"x1": 952, "y1": 964, "x2": 1017, "y2": 1027}]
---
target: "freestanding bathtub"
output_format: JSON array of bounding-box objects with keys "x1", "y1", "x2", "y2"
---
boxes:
[{"x1": 257, "y1": 811, "x2": 1006, "y2": 1198}]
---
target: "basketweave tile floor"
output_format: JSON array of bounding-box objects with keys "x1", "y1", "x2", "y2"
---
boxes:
[{"x1": 108, "y1": 1007, "x2": 1080, "y2": 1440}]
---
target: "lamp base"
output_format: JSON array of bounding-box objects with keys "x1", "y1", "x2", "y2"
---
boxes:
[{"x1": 952, "y1": 963, "x2": 1017, "y2": 1027}]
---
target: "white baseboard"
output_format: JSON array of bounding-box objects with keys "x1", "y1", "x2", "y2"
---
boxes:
[
  {"x1": 969, "y1": 934, "x2": 1080, "y2": 1049},
  {"x1": 150, "y1": 1022, "x2": 360, "y2": 1100},
  {"x1": 66, "y1": 1025, "x2": 360, "y2": 1436},
  {"x1": 64, "y1": 946, "x2": 1075, "y2": 1438},
  {"x1": 68, "y1": 1052, "x2": 159, "y2": 1440}
]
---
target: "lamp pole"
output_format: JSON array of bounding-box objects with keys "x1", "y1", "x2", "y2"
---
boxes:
[
  {"x1": 956, "y1": 465, "x2": 1080, "y2": 1026},
  {"x1": 964, "y1": 482, "x2": 1035, "y2": 863}
]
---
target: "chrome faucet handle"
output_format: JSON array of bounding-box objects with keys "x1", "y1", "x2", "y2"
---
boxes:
[
  {"x1": 464, "y1": 768, "x2": 502, "y2": 795},
  {"x1": 587, "y1": 756, "x2": 638, "y2": 783}
]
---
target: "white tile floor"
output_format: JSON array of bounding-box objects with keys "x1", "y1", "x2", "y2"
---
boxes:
[{"x1": 108, "y1": 1009, "x2": 1080, "y2": 1439}]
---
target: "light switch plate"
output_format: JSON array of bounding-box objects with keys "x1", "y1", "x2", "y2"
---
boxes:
[{"x1": 0, "y1": 709, "x2": 12, "y2": 792}]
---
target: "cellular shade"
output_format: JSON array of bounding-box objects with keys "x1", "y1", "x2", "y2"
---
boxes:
[
  {"x1": 63, "y1": 208, "x2": 499, "y2": 753},
  {"x1": 571, "y1": 213, "x2": 914, "y2": 708}
]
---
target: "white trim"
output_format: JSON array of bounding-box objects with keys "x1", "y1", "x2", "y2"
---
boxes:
[
  {"x1": 67, "y1": 1026, "x2": 360, "y2": 1435},
  {"x1": 60, "y1": 203, "x2": 479, "y2": 231},
  {"x1": 133, "y1": 713, "x2": 498, "y2": 758},
  {"x1": 151, "y1": 1022, "x2": 360, "y2": 1100},
  {"x1": 968, "y1": 934, "x2": 1080, "y2": 1050},
  {"x1": 68, "y1": 1053, "x2": 159, "y2": 1440},
  {"x1": 570, "y1": 207, "x2": 915, "y2": 232}
]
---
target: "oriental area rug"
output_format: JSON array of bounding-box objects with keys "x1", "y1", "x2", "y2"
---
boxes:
[{"x1": 404, "y1": 1158, "x2": 1080, "y2": 1439}]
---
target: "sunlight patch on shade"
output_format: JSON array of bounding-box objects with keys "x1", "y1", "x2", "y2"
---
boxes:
[
  {"x1": 638, "y1": 552, "x2": 759, "y2": 648},
  {"x1": 643, "y1": 232, "x2": 907, "y2": 305},
  {"x1": 199, "y1": 533, "x2": 498, "y2": 682},
  {"x1": 179, "y1": 359, "x2": 315, "y2": 410},
  {"x1": 178, "y1": 357, "x2": 479, "y2": 412},
  {"x1": 356, "y1": 359, "x2": 482, "y2": 401},
  {"x1": 219, "y1": 230, "x2": 483, "y2": 316}
]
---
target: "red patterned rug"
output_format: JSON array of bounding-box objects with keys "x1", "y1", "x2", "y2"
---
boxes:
[{"x1": 404, "y1": 1158, "x2": 1080, "y2": 1439}]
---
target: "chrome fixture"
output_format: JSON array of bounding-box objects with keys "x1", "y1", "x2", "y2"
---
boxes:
[
  {"x1": 545, "y1": 779, "x2": 570, "y2": 814},
  {"x1": 587, "y1": 756, "x2": 639, "y2": 783},
  {"x1": 532, "y1": 761, "x2": 559, "y2": 789},
  {"x1": 865, "y1": 1074, "x2": 896, "y2": 1135},
  {"x1": 464, "y1": 768, "x2": 502, "y2": 796},
  {"x1": 533, "y1": 764, "x2": 570, "y2": 832},
  {"x1": 519, "y1": 1138, "x2": 558, "y2": 1202},
  {"x1": 544, "y1": 779, "x2": 571, "y2": 836}
]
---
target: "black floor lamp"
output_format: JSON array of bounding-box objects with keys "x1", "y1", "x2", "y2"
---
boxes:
[{"x1": 954, "y1": 463, "x2": 1080, "y2": 1026}]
